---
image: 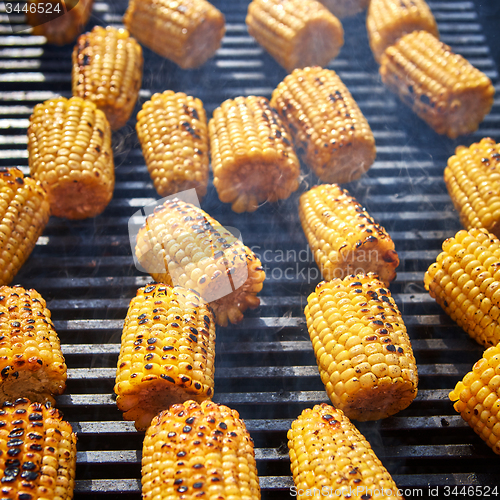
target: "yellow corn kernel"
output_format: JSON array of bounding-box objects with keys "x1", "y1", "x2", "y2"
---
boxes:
[
  {"x1": 123, "y1": 0, "x2": 225, "y2": 69},
  {"x1": 72, "y1": 26, "x2": 143, "y2": 130},
  {"x1": 380, "y1": 31, "x2": 495, "y2": 139},
  {"x1": 305, "y1": 273, "x2": 418, "y2": 420},
  {"x1": 271, "y1": 66, "x2": 376, "y2": 184},
  {"x1": 246, "y1": 0, "x2": 344, "y2": 73},
  {"x1": 27, "y1": 96, "x2": 115, "y2": 220},
  {"x1": 317, "y1": 0, "x2": 370, "y2": 19},
  {"x1": 136, "y1": 91, "x2": 209, "y2": 199},
  {"x1": 209, "y1": 95, "x2": 300, "y2": 213}
]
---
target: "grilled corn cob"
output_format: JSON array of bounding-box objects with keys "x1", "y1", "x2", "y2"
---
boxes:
[
  {"x1": 246, "y1": 0, "x2": 344, "y2": 73},
  {"x1": 114, "y1": 284, "x2": 216, "y2": 431},
  {"x1": 209, "y1": 95, "x2": 300, "y2": 213},
  {"x1": 142, "y1": 400, "x2": 261, "y2": 500},
  {"x1": 0, "y1": 168, "x2": 50, "y2": 286},
  {"x1": 305, "y1": 273, "x2": 418, "y2": 420},
  {"x1": 0, "y1": 398, "x2": 77, "y2": 499},
  {"x1": 424, "y1": 228, "x2": 500, "y2": 348},
  {"x1": 72, "y1": 26, "x2": 143, "y2": 131},
  {"x1": 26, "y1": 0, "x2": 94, "y2": 46},
  {"x1": 289, "y1": 404, "x2": 404, "y2": 499},
  {"x1": 449, "y1": 344, "x2": 500, "y2": 455},
  {"x1": 123, "y1": 0, "x2": 225, "y2": 69},
  {"x1": 136, "y1": 91, "x2": 209, "y2": 199},
  {"x1": 380, "y1": 31, "x2": 495, "y2": 139},
  {"x1": 299, "y1": 184, "x2": 399, "y2": 286},
  {"x1": 317, "y1": 0, "x2": 370, "y2": 19},
  {"x1": 444, "y1": 138, "x2": 500, "y2": 238},
  {"x1": 271, "y1": 66, "x2": 376, "y2": 184},
  {"x1": 27, "y1": 96, "x2": 114, "y2": 220},
  {"x1": 135, "y1": 199, "x2": 265, "y2": 327},
  {"x1": 0, "y1": 285, "x2": 67, "y2": 405},
  {"x1": 366, "y1": 0, "x2": 439, "y2": 63}
]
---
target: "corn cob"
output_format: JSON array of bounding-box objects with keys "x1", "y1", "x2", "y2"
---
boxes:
[
  {"x1": 135, "y1": 198, "x2": 266, "y2": 327},
  {"x1": 380, "y1": 31, "x2": 495, "y2": 139},
  {"x1": 366, "y1": 0, "x2": 439, "y2": 63},
  {"x1": 317, "y1": 0, "x2": 370, "y2": 19},
  {"x1": 209, "y1": 95, "x2": 300, "y2": 213},
  {"x1": 299, "y1": 184, "x2": 399, "y2": 286},
  {"x1": 289, "y1": 404, "x2": 404, "y2": 499},
  {"x1": 123, "y1": 0, "x2": 225, "y2": 69},
  {"x1": 72, "y1": 26, "x2": 143, "y2": 131},
  {"x1": 26, "y1": 0, "x2": 94, "y2": 46},
  {"x1": 424, "y1": 227, "x2": 500, "y2": 348},
  {"x1": 246, "y1": 0, "x2": 344, "y2": 73},
  {"x1": 136, "y1": 91, "x2": 209, "y2": 200},
  {"x1": 0, "y1": 397, "x2": 77, "y2": 499},
  {"x1": 27, "y1": 96, "x2": 114, "y2": 220},
  {"x1": 270, "y1": 66, "x2": 376, "y2": 185},
  {"x1": 449, "y1": 344, "x2": 500, "y2": 455},
  {"x1": 114, "y1": 284, "x2": 216, "y2": 431},
  {"x1": 142, "y1": 400, "x2": 261, "y2": 500},
  {"x1": 305, "y1": 273, "x2": 418, "y2": 421}
]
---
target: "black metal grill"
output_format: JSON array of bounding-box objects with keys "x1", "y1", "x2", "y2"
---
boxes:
[{"x1": 1, "y1": 0, "x2": 500, "y2": 497}]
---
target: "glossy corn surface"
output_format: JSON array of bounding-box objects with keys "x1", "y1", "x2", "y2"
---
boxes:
[
  {"x1": 142, "y1": 400, "x2": 261, "y2": 500},
  {"x1": 209, "y1": 95, "x2": 300, "y2": 213},
  {"x1": 317, "y1": 0, "x2": 369, "y2": 18},
  {"x1": 305, "y1": 273, "x2": 418, "y2": 421},
  {"x1": 271, "y1": 66, "x2": 376, "y2": 184}
]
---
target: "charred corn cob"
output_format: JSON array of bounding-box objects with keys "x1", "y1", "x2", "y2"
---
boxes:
[
  {"x1": 299, "y1": 184, "x2": 399, "y2": 286},
  {"x1": 27, "y1": 96, "x2": 114, "y2": 220},
  {"x1": 123, "y1": 0, "x2": 225, "y2": 69},
  {"x1": 366, "y1": 0, "x2": 439, "y2": 63},
  {"x1": 424, "y1": 227, "x2": 500, "y2": 348},
  {"x1": 380, "y1": 31, "x2": 495, "y2": 139},
  {"x1": 289, "y1": 404, "x2": 404, "y2": 499},
  {"x1": 0, "y1": 398, "x2": 77, "y2": 499},
  {"x1": 0, "y1": 168, "x2": 50, "y2": 286},
  {"x1": 450, "y1": 344, "x2": 500, "y2": 455},
  {"x1": 209, "y1": 95, "x2": 300, "y2": 213},
  {"x1": 317, "y1": 0, "x2": 370, "y2": 19},
  {"x1": 246, "y1": 0, "x2": 344, "y2": 73},
  {"x1": 135, "y1": 199, "x2": 265, "y2": 327},
  {"x1": 0, "y1": 285, "x2": 67, "y2": 405},
  {"x1": 444, "y1": 138, "x2": 500, "y2": 238},
  {"x1": 26, "y1": 0, "x2": 94, "y2": 46},
  {"x1": 305, "y1": 273, "x2": 418, "y2": 420},
  {"x1": 72, "y1": 26, "x2": 143, "y2": 131},
  {"x1": 271, "y1": 66, "x2": 376, "y2": 184},
  {"x1": 142, "y1": 400, "x2": 261, "y2": 500},
  {"x1": 136, "y1": 91, "x2": 209, "y2": 199},
  {"x1": 115, "y1": 284, "x2": 216, "y2": 431}
]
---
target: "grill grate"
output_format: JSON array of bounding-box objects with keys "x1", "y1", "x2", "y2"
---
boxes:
[{"x1": 1, "y1": 0, "x2": 500, "y2": 497}]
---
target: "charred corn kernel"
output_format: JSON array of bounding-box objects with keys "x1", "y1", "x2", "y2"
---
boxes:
[
  {"x1": 380, "y1": 31, "x2": 495, "y2": 139},
  {"x1": 271, "y1": 66, "x2": 376, "y2": 184},
  {"x1": 72, "y1": 26, "x2": 143, "y2": 130},
  {"x1": 0, "y1": 286, "x2": 66, "y2": 405},
  {"x1": 114, "y1": 284, "x2": 216, "y2": 431},
  {"x1": 450, "y1": 344, "x2": 500, "y2": 455},
  {"x1": 0, "y1": 397, "x2": 77, "y2": 499},
  {"x1": 317, "y1": 0, "x2": 369, "y2": 18},
  {"x1": 123, "y1": 0, "x2": 225, "y2": 69},
  {"x1": 305, "y1": 273, "x2": 418, "y2": 420},
  {"x1": 26, "y1": 0, "x2": 94, "y2": 46},
  {"x1": 136, "y1": 91, "x2": 209, "y2": 199},
  {"x1": 135, "y1": 199, "x2": 266, "y2": 327},
  {"x1": 366, "y1": 0, "x2": 438, "y2": 63},
  {"x1": 444, "y1": 138, "x2": 500, "y2": 238},
  {"x1": 0, "y1": 168, "x2": 50, "y2": 286},
  {"x1": 209, "y1": 95, "x2": 300, "y2": 213},
  {"x1": 424, "y1": 228, "x2": 500, "y2": 348},
  {"x1": 142, "y1": 400, "x2": 261, "y2": 500},
  {"x1": 299, "y1": 184, "x2": 399, "y2": 285},
  {"x1": 246, "y1": 0, "x2": 344, "y2": 73},
  {"x1": 289, "y1": 404, "x2": 404, "y2": 499},
  {"x1": 27, "y1": 96, "x2": 114, "y2": 220}
]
